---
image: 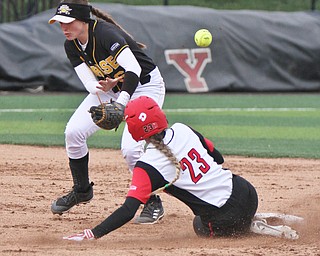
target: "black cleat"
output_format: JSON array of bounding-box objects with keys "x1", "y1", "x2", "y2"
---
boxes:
[
  {"x1": 51, "y1": 182, "x2": 93, "y2": 215},
  {"x1": 134, "y1": 195, "x2": 164, "y2": 224}
]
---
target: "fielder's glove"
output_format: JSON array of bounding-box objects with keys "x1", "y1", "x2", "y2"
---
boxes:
[
  {"x1": 89, "y1": 100, "x2": 125, "y2": 130},
  {"x1": 63, "y1": 229, "x2": 95, "y2": 241}
]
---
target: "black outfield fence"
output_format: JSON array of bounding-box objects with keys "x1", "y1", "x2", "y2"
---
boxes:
[
  {"x1": 311, "y1": 0, "x2": 317, "y2": 10},
  {"x1": 0, "y1": 0, "x2": 318, "y2": 23},
  {"x1": 0, "y1": 0, "x2": 59, "y2": 23},
  {"x1": 1, "y1": 4, "x2": 319, "y2": 93}
]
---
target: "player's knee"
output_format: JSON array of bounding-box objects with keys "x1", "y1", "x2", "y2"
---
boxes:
[
  {"x1": 193, "y1": 216, "x2": 212, "y2": 237},
  {"x1": 65, "y1": 125, "x2": 84, "y2": 142},
  {"x1": 121, "y1": 147, "x2": 143, "y2": 171},
  {"x1": 65, "y1": 125, "x2": 88, "y2": 153}
]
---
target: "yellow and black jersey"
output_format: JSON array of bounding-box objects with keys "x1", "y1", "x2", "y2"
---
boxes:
[{"x1": 64, "y1": 20, "x2": 156, "y2": 82}]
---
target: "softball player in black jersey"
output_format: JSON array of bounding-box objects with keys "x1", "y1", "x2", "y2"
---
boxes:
[
  {"x1": 62, "y1": 96, "x2": 259, "y2": 241},
  {"x1": 48, "y1": 0, "x2": 165, "y2": 223}
]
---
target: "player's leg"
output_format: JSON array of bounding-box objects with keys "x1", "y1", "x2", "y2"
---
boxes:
[
  {"x1": 193, "y1": 175, "x2": 258, "y2": 237},
  {"x1": 120, "y1": 124, "x2": 145, "y2": 171},
  {"x1": 193, "y1": 215, "x2": 214, "y2": 237},
  {"x1": 51, "y1": 92, "x2": 117, "y2": 214}
]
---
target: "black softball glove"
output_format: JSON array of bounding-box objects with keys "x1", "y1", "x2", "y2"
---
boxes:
[{"x1": 89, "y1": 100, "x2": 125, "y2": 131}]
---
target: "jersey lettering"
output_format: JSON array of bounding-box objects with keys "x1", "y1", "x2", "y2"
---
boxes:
[
  {"x1": 188, "y1": 148, "x2": 210, "y2": 174},
  {"x1": 180, "y1": 148, "x2": 210, "y2": 184},
  {"x1": 103, "y1": 56, "x2": 119, "y2": 69},
  {"x1": 98, "y1": 56, "x2": 120, "y2": 75},
  {"x1": 99, "y1": 61, "x2": 113, "y2": 74},
  {"x1": 114, "y1": 71, "x2": 125, "y2": 79},
  {"x1": 90, "y1": 65, "x2": 105, "y2": 78}
]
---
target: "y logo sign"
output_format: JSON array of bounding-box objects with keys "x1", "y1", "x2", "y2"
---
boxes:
[{"x1": 165, "y1": 48, "x2": 212, "y2": 92}]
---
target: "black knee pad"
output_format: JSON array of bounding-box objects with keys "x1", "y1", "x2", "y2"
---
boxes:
[{"x1": 193, "y1": 216, "x2": 211, "y2": 237}]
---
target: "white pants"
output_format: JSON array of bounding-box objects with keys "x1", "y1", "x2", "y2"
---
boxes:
[{"x1": 65, "y1": 67, "x2": 166, "y2": 171}]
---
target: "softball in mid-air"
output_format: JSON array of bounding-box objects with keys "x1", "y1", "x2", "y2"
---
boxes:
[{"x1": 194, "y1": 29, "x2": 212, "y2": 47}]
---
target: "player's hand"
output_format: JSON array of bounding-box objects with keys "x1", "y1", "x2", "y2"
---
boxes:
[
  {"x1": 97, "y1": 76, "x2": 123, "y2": 92},
  {"x1": 63, "y1": 229, "x2": 95, "y2": 241}
]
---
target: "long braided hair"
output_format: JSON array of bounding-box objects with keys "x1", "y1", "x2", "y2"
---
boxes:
[
  {"x1": 149, "y1": 132, "x2": 181, "y2": 195},
  {"x1": 60, "y1": 0, "x2": 146, "y2": 48}
]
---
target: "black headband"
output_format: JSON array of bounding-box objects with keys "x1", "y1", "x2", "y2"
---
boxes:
[{"x1": 55, "y1": 3, "x2": 92, "y2": 22}]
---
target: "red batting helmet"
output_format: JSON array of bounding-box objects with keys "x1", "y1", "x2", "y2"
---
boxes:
[{"x1": 124, "y1": 96, "x2": 168, "y2": 141}]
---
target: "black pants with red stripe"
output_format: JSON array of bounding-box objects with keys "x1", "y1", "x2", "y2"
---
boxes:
[{"x1": 193, "y1": 174, "x2": 258, "y2": 237}]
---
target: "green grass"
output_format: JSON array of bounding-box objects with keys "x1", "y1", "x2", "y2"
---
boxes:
[
  {"x1": 0, "y1": 93, "x2": 319, "y2": 159},
  {"x1": 90, "y1": 0, "x2": 316, "y2": 11}
]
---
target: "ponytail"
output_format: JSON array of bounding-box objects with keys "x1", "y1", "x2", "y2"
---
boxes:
[
  {"x1": 91, "y1": 6, "x2": 146, "y2": 49},
  {"x1": 149, "y1": 133, "x2": 181, "y2": 195}
]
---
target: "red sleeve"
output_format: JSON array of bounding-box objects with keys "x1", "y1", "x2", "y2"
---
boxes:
[
  {"x1": 127, "y1": 167, "x2": 152, "y2": 204},
  {"x1": 204, "y1": 137, "x2": 215, "y2": 152}
]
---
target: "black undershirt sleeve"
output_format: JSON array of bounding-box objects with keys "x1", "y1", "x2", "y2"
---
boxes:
[
  {"x1": 121, "y1": 71, "x2": 140, "y2": 96},
  {"x1": 91, "y1": 197, "x2": 141, "y2": 238},
  {"x1": 210, "y1": 148, "x2": 224, "y2": 165},
  {"x1": 188, "y1": 126, "x2": 224, "y2": 164}
]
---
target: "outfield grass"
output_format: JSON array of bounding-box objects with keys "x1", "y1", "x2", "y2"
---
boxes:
[{"x1": 0, "y1": 93, "x2": 319, "y2": 159}]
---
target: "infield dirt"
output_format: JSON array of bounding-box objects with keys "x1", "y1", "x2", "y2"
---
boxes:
[{"x1": 1, "y1": 145, "x2": 319, "y2": 255}]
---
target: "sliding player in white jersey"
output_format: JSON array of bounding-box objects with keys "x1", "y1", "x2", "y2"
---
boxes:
[
  {"x1": 62, "y1": 96, "x2": 300, "y2": 241},
  {"x1": 63, "y1": 96, "x2": 260, "y2": 240}
]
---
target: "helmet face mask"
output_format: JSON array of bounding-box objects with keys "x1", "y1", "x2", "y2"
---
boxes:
[{"x1": 124, "y1": 96, "x2": 168, "y2": 141}]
